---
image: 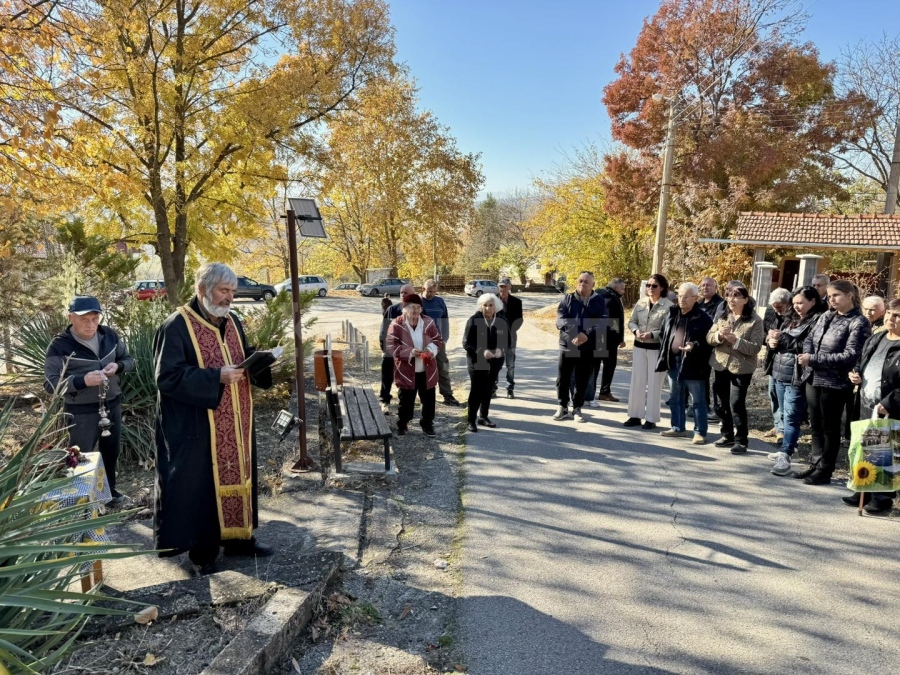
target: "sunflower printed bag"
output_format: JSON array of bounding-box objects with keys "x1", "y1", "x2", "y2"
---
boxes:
[{"x1": 847, "y1": 412, "x2": 900, "y2": 492}]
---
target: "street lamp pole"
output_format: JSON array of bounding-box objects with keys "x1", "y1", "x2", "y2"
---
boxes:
[
  {"x1": 286, "y1": 208, "x2": 313, "y2": 471},
  {"x1": 652, "y1": 98, "x2": 677, "y2": 275}
]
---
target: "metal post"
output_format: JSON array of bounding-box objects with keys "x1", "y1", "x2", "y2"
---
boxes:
[
  {"x1": 287, "y1": 209, "x2": 314, "y2": 472},
  {"x1": 652, "y1": 100, "x2": 677, "y2": 275}
]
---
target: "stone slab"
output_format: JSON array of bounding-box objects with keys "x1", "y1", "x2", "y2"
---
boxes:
[{"x1": 201, "y1": 552, "x2": 341, "y2": 675}]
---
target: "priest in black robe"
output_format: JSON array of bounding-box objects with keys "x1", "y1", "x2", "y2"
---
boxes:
[{"x1": 153, "y1": 262, "x2": 274, "y2": 575}]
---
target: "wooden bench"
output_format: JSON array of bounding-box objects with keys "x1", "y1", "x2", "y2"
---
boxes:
[{"x1": 321, "y1": 349, "x2": 393, "y2": 474}]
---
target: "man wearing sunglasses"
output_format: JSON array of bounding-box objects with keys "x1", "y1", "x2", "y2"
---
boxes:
[{"x1": 553, "y1": 271, "x2": 609, "y2": 423}]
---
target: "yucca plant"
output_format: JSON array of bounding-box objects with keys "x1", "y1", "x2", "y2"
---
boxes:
[{"x1": 0, "y1": 397, "x2": 148, "y2": 673}]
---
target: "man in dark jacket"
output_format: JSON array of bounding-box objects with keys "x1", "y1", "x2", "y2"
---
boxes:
[
  {"x1": 698, "y1": 277, "x2": 724, "y2": 321},
  {"x1": 595, "y1": 279, "x2": 626, "y2": 403},
  {"x1": 656, "y1": 283, "x2": 713, "y2": 442},
  {"x1": 44, "y1": 296, "x2": 134, "y2": 505},
  {"x1": 422, "y1": 279, "x2": 460, "y2": 406},
  {"x1": 552, "y1": 272, "x2": 608, "y2": 423},
  {"x1": 496, "y1": 277, "x2": 523, "y2": 398}
]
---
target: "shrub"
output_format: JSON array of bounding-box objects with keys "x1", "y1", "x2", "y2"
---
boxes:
[
  {"x1": 0, "y1": 398, "x2": 147, "y2": 673},
  {"x1": 233, "y1": 290, "x2": 317, "y2": 386}
]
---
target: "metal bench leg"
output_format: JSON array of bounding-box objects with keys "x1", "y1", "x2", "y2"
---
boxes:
[
  {"x1": 384, "y1": 438, "x2": 391, "y2": 472},
  {"x1": 333, "y1": 429, "x2": 342, "y2": 474}
]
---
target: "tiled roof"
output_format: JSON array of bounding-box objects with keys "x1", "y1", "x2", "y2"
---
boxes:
[{"x1": 731, "y1": 212, "x2": 900, "y2": 249}]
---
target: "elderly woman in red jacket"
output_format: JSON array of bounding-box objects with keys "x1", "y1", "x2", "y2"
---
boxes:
[{"x1": 386, "y1": 293, "x2": 443, "y2": 438}]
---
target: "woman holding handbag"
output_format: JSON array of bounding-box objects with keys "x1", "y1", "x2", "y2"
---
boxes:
[
  {"x1": 844, "y1": 298, "x2": 900, "y2": 511},
  {"x1": 766, "y1": 286, "x2": 824, "y2": 476},
  {"x1": 707, "y1": 285, "x2": 765, "y2": 454},
  {"x1": 796, "y1": 280, "x2": 871, "y2": 485}
]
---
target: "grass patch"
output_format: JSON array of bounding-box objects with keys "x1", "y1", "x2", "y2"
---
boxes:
[{"x1": 339, "y1": 601, "x2": 382, "y2": 628}]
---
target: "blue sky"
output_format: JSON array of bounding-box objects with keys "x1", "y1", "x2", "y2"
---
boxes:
[{"x1": 386, "y1": 0, "x2": 897, "y2": 196}]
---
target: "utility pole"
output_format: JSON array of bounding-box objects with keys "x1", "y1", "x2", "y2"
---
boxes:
[
  {"x1": 652, "y1": 98, "x2": 677, "y2": 275},
  {"x1": 876, "y1": 110, "x2": 900, "y2": 294}
]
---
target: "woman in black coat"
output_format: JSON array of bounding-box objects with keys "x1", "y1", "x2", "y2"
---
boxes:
[
  {"x1": 845, "y1": 298, "x2": 900, "y2": 512},
  {"x1": 797, "y1": 280, "x2": 871, "y2": 485},
  {"x1": 463, "y1": 293, "x2": 509, "y2": 433}
]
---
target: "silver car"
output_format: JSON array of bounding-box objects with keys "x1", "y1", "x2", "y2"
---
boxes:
[
  {"x1": 465, "y1": 279, "x2": 500, "y2": 297},
  {"x1": 357, "y1": 278, "x2": 408, "y2": 297}
]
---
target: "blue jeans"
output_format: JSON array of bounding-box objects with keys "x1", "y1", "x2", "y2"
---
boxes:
[
  {"x1": 667, "y1": 370, "x2": 708, "y2": 436},
  {"x1": 773, "y1": 380, "x2": 806, "y2": 456},
  {"x1": 768, "y1": 376, "x2": 783, "y2": 434}
]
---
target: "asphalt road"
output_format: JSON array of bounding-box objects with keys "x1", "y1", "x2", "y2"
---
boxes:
[{"x1": 456, "y1": 321, "x2": 900, "y2": 675}]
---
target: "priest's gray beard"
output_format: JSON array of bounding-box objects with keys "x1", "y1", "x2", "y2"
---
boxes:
[{"x1": 202, "y1": 293, "x2": 231, "y2": 318}]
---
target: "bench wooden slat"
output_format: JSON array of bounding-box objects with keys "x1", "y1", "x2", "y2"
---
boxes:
[
  {"x1": 362, "y1": 388, "x2": 392, "y2": 437},
  {"x1": 355, "y1": 388, "x2": 381, "y2": 438},
  {"x1": 342, "y1": 387, "x2": 367, "y2": 439}
]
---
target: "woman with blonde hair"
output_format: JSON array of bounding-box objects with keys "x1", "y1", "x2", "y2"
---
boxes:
[{"x1": 623, "y1": 274, "x2": 673, "y2": 430}]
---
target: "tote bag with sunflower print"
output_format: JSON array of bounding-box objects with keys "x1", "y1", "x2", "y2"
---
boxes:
[{"x1": 847, "y1": 412, "x2": 900, "y2": 492}]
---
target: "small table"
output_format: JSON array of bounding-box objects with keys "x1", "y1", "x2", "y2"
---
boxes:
[{"x1": 41, "y1": 451, "x2": 112, "y2": 591}]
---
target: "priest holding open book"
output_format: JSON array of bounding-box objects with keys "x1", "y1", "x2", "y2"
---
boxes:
[{"x1": 152, "y1": 262, "x2": 278, "y2": 575}]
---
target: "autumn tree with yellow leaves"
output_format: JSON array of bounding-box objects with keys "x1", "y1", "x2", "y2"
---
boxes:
[
  {"x1": 2, "y1": 0, "x2": 397, "y2": 301},
  {"x1": 319, "y1": 75, "x2": 483, "y2": 281}
]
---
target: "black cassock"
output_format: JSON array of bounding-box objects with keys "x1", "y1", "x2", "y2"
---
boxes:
[{"x1": 152, "y1": 296, "x2": 272, "y2": 556}]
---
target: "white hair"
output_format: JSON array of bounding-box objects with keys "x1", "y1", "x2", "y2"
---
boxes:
[
  {"x1": 477, "y1": 293, "x2": 504, "y2": 313},
  {"x1": 678, "y1": 282, "x2": 699, "y2": 296},
  {"x1": 769, "y1": 288, "x2": 792, "y2": 305},
  {"x1": 195, "y1": 262, "x2": 237, "y2": 297},
  {"x1": 863, "y1": 296, "x2": 885, "y2": 309}
]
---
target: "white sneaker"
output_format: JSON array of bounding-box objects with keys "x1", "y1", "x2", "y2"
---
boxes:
[
  {"x1": 660, "y1": 429, "x2": 690, "y2": 438},
  {"x1": 771, "y1": 452, "x2": 791, "y2": 476},
  {"x1": 552, "y1": 406, "x2": 569, "y2": 421},
  {"x1": 573, "y1": 408, "x2": 586, "y2": 423},
  {"x1": 588, "y1": 400, "x2": 602, "y2": 408},
  {"x1": 766, "y1": 451, "x2": 780, "y2": 461}
]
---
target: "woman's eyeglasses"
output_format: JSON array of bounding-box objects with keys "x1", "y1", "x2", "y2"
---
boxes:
[{"x1": 646, "y1": 284, "x2": 660, "y2": 289}]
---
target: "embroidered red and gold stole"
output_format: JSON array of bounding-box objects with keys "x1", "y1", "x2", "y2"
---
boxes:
[{"x1": 178, "y1": 306, "x2": 254, "y2": 540}]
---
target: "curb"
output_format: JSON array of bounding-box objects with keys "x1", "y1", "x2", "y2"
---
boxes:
[{"x1": 200, "y1": 553, "x2": 341, "y2": 675}]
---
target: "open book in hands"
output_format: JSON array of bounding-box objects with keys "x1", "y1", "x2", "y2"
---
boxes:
[{"x1": 236, "y1": 346, "x2": 283, "y2": 377}]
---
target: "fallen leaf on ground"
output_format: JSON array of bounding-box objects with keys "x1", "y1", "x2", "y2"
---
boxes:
[
  {"x1": 433, "y1": 559, "x2": 448, "y2": 570},
  {"x1": 142, "y1": 653, "x2": 162, "y2": 666},
  {"x1": 454, "y1": 665, "x2": 468, "y2": 672},
  {"x1": 398, "y1": 605, "x2": 411, "y2": 620},
  {"x1": 134, "y1": 607, "x2": 158, "y2": 625},
  {"x1": 291, "y1": 656, "x2": 302, "y2": 674}
]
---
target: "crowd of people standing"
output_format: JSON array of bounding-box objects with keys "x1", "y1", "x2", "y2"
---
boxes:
[{"x1": 378, "y1": 271, "x2": 899, "y2": 515}]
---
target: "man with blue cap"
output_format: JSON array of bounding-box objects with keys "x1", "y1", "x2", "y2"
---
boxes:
[{"x1": 44, "y1": 295, "x2": 134, "y2": 505}]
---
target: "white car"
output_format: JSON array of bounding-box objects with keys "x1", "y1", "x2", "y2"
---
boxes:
[
  {"x1": 464, "y1": 279, "x2": 500, "y2": 297},
  {"x1": 274, "y1": 275, "x2": 328, "y2": 297}
]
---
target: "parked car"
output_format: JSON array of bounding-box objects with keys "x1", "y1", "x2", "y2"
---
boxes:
[
  {"x1": 273, "y1": 275, "x2": 328, "y2": 297},
  {"x1": 125, "y1": 280, "x2": 167, "y2": 301},
  {"x1": 334, "y1": 282, "x2": 359, "y2": 291},
  {"x1": 465, "y1": 280, "x2": 500, "y2": 297},
  {"x1": 235, "y1": 276, "x2": 277, "y2": 301},
  {"x1": 357, "y1": 278, "x2": 408, "y2": 297}
]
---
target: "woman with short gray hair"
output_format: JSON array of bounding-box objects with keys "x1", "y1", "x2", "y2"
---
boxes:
[{"x1": 463, "y1": 293, "x2": 509, "y2": 432}]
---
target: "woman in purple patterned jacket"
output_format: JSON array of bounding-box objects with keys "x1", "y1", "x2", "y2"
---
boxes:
[{"x1": 796, "y1": 280, "x2": 871, "y2": 485}]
